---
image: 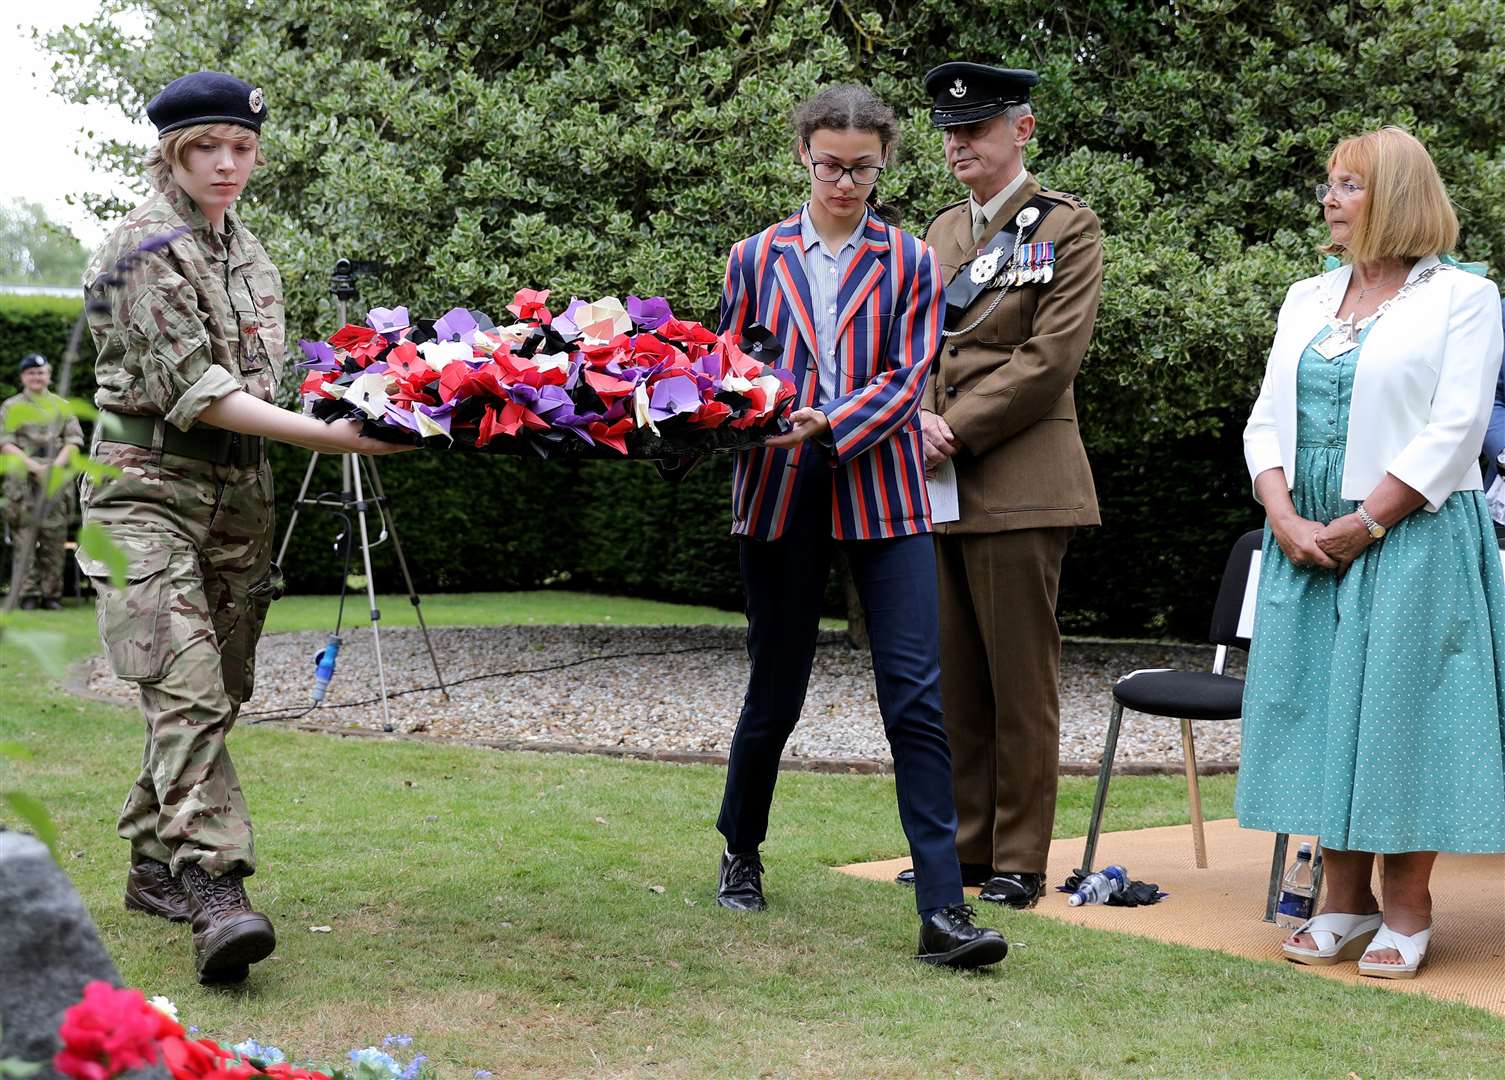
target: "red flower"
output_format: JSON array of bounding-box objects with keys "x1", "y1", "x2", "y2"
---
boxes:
[
  {"x1": 507, "y1": 288, "x2": 552, "y2": 325},
  {"x1": 659, "y1": 318, "x2": 719, "y2": 347},
  {"x1": 158, "y1": 1035, "x2": 263, "y2": 1080},
  {"x1": 328, "y1": 324, "x2": 386, "y2": 364},
  {"x1": 54, "y1": 982, "x2": 183, "y2": 1080},
  {"x1": 261, "y1": 1064, "x2": 332, "y2": 1080},
  {"x1": 688, "y1": 400, "x2": 732, "y2": 428}
]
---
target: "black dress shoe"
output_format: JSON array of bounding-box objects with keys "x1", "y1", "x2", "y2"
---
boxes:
[
  {"x1": 895, "y1": 862, "x2": 992, "y2": 888},
  {"x1": 18, "y1": 597, "x2": 37, "y2": 611},
  {"x1": 916, "y1": 904, "x2": 1007, "y2": 968},
  {"x1": 979, "y1": 871, "x2": 1045, "y2": 909},
  {"x1": 715, "y1": 851, "x2": 767, "y2": 911},
  {"x1": 42, "y1": 598, "x2": 63, "y2": 611}
]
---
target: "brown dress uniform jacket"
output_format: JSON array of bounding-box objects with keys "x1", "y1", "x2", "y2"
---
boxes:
[{"x1": 922, "y1": 175, "x2": 1102, "y2": 531}]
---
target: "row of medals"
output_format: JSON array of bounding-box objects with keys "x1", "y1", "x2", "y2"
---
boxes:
[{"x1": 971, "y1": 238, "x2": 1055, "y2": 287}]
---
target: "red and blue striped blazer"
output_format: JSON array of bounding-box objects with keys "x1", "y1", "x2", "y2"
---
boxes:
[{"x1": 719, "y1": 208, "x2": 944, "y2": 541}]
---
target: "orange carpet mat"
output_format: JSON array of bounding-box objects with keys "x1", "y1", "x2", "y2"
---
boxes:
[{"x1": 837, "y1": 818, "x2": 1505, "y2": 1016}]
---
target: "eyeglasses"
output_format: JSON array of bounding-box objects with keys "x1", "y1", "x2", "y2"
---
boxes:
[
  {"x1": 804, "y1": 142, "x2": 884, "y2": 186},
  {"x1": 1315, "y1": 180, "x2": 1364, "y2": 202}
]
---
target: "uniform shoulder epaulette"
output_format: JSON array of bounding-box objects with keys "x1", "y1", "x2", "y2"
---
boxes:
[
  {"x1": 921, "y1": 198, "x2": 969, "y2": 238},
  {"x1": 1038, "y1": 189, "x2": 1092, "y2": 211}
]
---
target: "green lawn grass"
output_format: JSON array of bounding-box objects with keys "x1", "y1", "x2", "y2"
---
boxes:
[{"x1": 3, "y1": 600, "x2": 1504, "y2": 1078}]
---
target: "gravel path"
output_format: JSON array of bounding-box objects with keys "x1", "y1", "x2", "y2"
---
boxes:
[{"x1": 81, "y1": 625, "x2": 1244, "y2": 770}]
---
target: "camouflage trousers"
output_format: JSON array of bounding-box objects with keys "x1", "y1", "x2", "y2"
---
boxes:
[
  {"x1": 78, "y1": 438, "x2": 280, "y2": 877},
  {"x1": 4, "y1": 473, "x2": 72, "y2": 600}
]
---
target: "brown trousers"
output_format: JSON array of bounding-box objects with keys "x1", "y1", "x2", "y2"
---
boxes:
[{"x1": 935, "y1": 527, "x2": 1072, "y2": 873}]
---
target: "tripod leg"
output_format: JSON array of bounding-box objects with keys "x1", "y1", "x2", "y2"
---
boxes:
[
  {"x1": 362, "y1": 458, "x2": 449, "y2": 699},
  {"x1": 275, "y1": 451, "x2": 322, "y2": 569},
  {"x1": 348, "y1": 454, "x2": 393, "y2": 731}
]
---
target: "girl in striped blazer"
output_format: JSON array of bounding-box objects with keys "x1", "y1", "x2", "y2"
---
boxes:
[{"x1": 712, "y1": 84, "x2": 1005, "y2": 969}]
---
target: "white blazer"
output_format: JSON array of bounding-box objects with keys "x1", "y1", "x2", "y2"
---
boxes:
[{"x1": 1244, "y1": 255, "x2": 1505, "y2": 512}]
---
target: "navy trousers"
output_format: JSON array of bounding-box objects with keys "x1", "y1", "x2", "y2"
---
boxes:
[{"x1": 716, "y1": 452, "x2": 965, "y2": 916}]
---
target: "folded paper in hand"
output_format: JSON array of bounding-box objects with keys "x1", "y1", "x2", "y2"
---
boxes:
[{"x1": 927, "y1": 458, "x2": 959, "y2": 525}]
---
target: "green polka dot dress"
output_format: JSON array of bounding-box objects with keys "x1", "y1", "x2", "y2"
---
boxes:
[{"x1": 1237, "y1": 327, "x2": 1505, "y2": 853}]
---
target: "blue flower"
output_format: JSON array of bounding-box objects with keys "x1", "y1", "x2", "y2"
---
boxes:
[
  {"x1": 232, "y1": 1039, "x2": 285, "y2": 1065},
  {"x1": 398, "y1": 1053, "x2": 428, "y2": 1080},
  {"x1": 475, "y1": 1072, "x2": 493, "y2": 1079},
  {"x1": 383, "y1": 1035, "x2": 414, "y2": 1048},
  {"x1": 348, "y1": 1047, "x2": 402, "y2": 1077}
]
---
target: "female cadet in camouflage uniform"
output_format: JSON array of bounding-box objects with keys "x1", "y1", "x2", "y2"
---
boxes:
[{"x1": 80, "y1": 71, "x2": 407, "y2": 984}]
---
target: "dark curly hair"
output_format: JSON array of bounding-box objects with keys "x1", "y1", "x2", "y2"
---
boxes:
[{"x1": 790, "y1": 84, "x2": 901, "y2": 224}]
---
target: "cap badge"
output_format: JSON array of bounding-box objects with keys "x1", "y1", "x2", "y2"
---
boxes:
[
  {"x1": 1016, "y1": 207, "x2": 1040, "y2": 229},
  {"x1": 949, "y1": 78, "x2": 968, "y2": 99},
  {"x1": 249, "y1": 87, "x2": 265, "y2": 114}
]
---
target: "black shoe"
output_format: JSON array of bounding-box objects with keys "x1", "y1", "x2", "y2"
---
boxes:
[
  {"x1": 181, "y1": 865, "x2": 276, "y2": 984},
  {"x1": 715, "y1": 850, "x2": 767, "y2": 911},
  {"x1": 979, "y1": 871, "x2": 1045, "y2": 909},
  {"x1": 41, "y1": 598, "x2": 62, "y2": 611},
  {"x1": 17, "y1": 597, "x2": 37, "y2": 611},
  {"x1": 124, "y1": 853, "x2": 191, "y2": 922},
  {"x1": 895, "y1": 862, "x2": 992, "y2": 888},
  {"x1": 916, "y1": 904, "x2": 1008, "y2": 969}
]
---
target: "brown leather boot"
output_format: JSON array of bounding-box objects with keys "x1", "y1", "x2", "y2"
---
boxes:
[
  {"x1": 124, "y1": 853, "x2": 190, "y2": 922},
  {"x1": 180, "y1": 864, "x2": 276, "y2": 984}
]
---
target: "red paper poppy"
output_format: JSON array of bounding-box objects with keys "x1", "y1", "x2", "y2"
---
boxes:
[
  {"x1": 688, "y1": 400, "x2": 732, "y2": 428},
  {"x1": 660, "y1": 318, "x2": 719, "y2": 347},
  {"x1": 587, "y1": 416, "x2": 634, "y2": 454},
  {"x1": 507, "y1": 288, "x2": 552, "y2": 325},
  {"x1": 328, "y1": 324, "x2": 385, "y2": 364},
  {"x1": 299, "y1": 371, "x2": 337, "y2": 400}
]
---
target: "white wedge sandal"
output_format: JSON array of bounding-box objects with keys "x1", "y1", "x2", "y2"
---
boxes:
[
  {"x1": 1280, "y1": 911, "x2": 1383, "y2": 966},
  {"x1": 1356, "y1": 922, "x2": 1432, "y2": 980}
]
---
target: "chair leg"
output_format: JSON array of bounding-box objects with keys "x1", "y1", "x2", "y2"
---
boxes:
[
  {"x1": 1179, "y1": 717, "x2": 1207, "y2": 869},
  {"x1": 1265, "y1": 833, "x2": 1289, "y2": 923},
  {"x1": 1080, "y1": 700, "x2": 1124, "y2": 875}
]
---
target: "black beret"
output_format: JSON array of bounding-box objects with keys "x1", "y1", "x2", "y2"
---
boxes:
[
  {"x1": 18, "y1": 353, "x2": 47, "y2": 373},
  {"x1": 147, "y1": 71, "x2": 268, "y2": 136},
  {"x1": 925, "y1": 63, "x2": 1039, "y2": 128}
]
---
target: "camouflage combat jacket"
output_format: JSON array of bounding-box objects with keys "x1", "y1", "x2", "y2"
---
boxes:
[
  {"x1": 0, "y1": 390, "x2": 85, "y2": 460},
  {"x1": 83, "y1": 181, "x2": 286, "y2": 432}
]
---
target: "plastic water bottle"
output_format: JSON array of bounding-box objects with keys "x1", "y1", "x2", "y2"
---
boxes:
[
  {"x1": 312, "y1": 635, "x2": 342, "y2": 703},
  {"x1": 1274, "y1": 842, "x2": 1318, "y2": 928},
  {"x1": 1068, "y1": 865, "x2": 1128, "y2": 906}
]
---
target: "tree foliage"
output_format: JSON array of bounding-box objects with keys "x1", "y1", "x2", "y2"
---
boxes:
[
  {"x1": 40, "y1": 0, "x2": 1505, "y2": 635},
  {"x1": 0, "y1": 200, "x2": 90, "y2": 288}
]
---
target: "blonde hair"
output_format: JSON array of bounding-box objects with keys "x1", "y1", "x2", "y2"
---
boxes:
[
  {"x1": 143, "y1": 122, "x2": 265, "y2": 192},
  {"x1": 1323, "y1": 126, "x2": 1458, "y2": 262}
]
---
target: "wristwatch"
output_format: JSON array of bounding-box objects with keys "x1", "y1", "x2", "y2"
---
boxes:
[{"x1": 1357, "y1": 504, "x2": 1387, "y2": 540}]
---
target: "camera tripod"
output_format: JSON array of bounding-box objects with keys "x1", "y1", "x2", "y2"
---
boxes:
[{"x1": 272, "y1": 258, "x2": 448, "y2": 730}]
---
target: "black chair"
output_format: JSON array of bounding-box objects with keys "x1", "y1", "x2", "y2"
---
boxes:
[{"x1": 1078, "y1": 530, "x2": 1288, "y2": 870}]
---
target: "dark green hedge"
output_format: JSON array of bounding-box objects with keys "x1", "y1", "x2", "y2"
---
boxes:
[{"x1": 0, "y1": 295, "x2": 96, "y2": 403}]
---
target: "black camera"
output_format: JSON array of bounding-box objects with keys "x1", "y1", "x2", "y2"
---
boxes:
[{"x1": 330, "y1": 258, "x2": 358, "y2": 302}]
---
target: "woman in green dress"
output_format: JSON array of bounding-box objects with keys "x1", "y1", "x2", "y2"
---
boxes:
[{"x1": 1240, "y1": 127, "x2": 1505, "y2": 979}]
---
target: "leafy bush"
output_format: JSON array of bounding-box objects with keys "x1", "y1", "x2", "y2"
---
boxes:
[{"x1": 42, "y1": 0, "x2": 1505, "y2": 634}]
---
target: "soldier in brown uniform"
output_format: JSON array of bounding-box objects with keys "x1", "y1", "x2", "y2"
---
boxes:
[
  {"x1": 897, "y1": 63, "x2": 1102, "y2": 907},
  {"x1": 2, "y1": 353, "x2": 85, "y2": 608},
  {"x1": 81, "y1": 71, "x2": 406, "y2": 983}
]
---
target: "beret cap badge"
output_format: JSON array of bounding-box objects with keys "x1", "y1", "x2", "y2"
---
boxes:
[
  {"x1": 949, "y1": 79, "x2": 968, "y2": 99},
  {"x1": 249, "y1": 87, "x2": 265, "y2": 114}
]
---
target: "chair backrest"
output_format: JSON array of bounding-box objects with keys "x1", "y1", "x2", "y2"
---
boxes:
[{"x1": 1207, "y1": 529, "x2": 1264, "y2": 651}]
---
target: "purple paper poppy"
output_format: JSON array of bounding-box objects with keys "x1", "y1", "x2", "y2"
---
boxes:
[
  {"x1": 367, "y1": 306, "x2": 411, "y2": 335},
  {"x1": 627, "y1": 295, "x2": 673, "y2": 331},
  {"x1": 648, "y1": 374, "x2": 702, "y2": 421},
  {"x1": 298, "y1": 339, "x2": 339, "y2": 371},
  {"x1": 434, "y1": 307, "x2": 479, "y2": 342},
  {"x1": 553, "y1": 297, "x2": 590, "y2": 339}
]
